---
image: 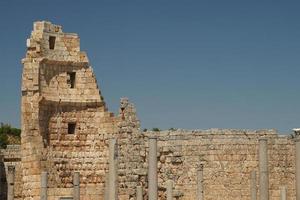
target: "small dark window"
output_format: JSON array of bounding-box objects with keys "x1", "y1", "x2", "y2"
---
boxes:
[
  {"x1": 67, "y1": 72, "x2": 76, "y2": 88},
  {"x1": 49, "y1": 36, "x2": 56, "y2": 50},
  {"x1": 68, "y1": 123, "x2": 76, "y2": 134}
]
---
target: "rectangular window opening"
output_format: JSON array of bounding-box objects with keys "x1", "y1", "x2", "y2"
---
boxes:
[
  {"x1": 49, "y1": 36, "x2": 56, "y2": 50},
  {"x1": 67, "y1": 72, "x2": 76, "y2": 88},
  {"x1": 68, "y1": 123, "x2": 76, "y2": 134}
]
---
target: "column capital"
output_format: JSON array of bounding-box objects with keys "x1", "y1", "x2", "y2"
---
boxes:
[
  {"x1": 7, "y1": 165, "x2": 15, "y2": 173},
  {"x1": 198, "y1": 164, "x2": 204, "y2": 171},
  {"x1": 293, "y1": 129, "x2": 300, "y2": 142},
  {"x1": 108, "y1": 137, "x2": 117, "y2": 141}
]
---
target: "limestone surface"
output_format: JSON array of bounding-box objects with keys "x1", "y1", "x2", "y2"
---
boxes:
[{"x1": 0, "y1": 21, "x2": 297, "y2": 200}]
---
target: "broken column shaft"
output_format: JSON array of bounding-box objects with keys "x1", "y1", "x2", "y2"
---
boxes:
[
  {"x1": 250, "y1": 170, "x2": 257, "y2": 200},
  {"x1": 197, "y1": 165, "x2": 204, "y2": 200},
  {"x1": 280, "y1": 186, "x2": 287, "y2": 200},
  {"x1": 7, "y1": 165, "x2": 15, "y2": 200},
  {"x1": 148, "y1": 137, "x2": 158, "y2": 200},
  {"x1": 108, "y1": 138, "x2": 117, "y2": 200},
  {"x1": 73, "y1": 172, "x2": 80, "y2": 200},
  {"x1": 136, "y1": 186, "x2": 143, "y2": 200},
  {"x1": 166, "y1": 180, "x2": 173, "y2": 200},
  {"x1": 104, "y1": 172, "x2": 109, "y2": 200},
  {"x1": 41, "y1": 171, "x2": 48, "y2": 200},
  {"x1": 259, "y1": 138, "x2": 269, "y2": 200}
]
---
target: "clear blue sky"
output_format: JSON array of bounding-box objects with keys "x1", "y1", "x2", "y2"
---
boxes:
[{"x1": 0, "y1": 1, "x2": 299, "y2": 133}]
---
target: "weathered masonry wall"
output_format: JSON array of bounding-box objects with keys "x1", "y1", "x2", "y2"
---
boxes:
[
  {"x1": 0, "y1": 145, "x2": 22, "y2": 200},
  {"x1": 0, "y1": 20, "x2": 297, "y2": 200},
  {"x1": 21, "y1": 21, "x2": 115, "y2": 200},
  {"x1": 0, "y1": 129, "x2": 297, "y2": 200},
  {"x1": 145, "y1": 130, "x2": 296, "y2": 200}
]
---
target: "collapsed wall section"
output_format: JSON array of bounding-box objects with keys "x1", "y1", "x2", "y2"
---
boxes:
[{"x1": 116, "y1": 98, "x2": 147, "y2": 199}]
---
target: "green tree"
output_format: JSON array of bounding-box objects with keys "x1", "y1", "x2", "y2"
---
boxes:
[{"x1": 0, "y1": 123, "x2": 21, "y2": 148}]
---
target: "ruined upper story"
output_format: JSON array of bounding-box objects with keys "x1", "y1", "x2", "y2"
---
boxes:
[
  {"x1": 22, "y1": 21, "x2": 104, "y2": 104},
  {"x1": 24, "y1": 21, "x2": 88, "y2": 62}
]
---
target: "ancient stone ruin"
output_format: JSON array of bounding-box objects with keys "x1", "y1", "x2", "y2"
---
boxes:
[{"x1": 0, "y1": 21, "x2": 299, "y2": 200}]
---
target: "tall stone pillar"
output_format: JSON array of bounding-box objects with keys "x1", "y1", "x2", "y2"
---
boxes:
[
  {"x1": 280, "y1": 186, "x2": 286, "y2": 200},
  {"x1": 197, "y1": 164, "x2": 204, "y2": 200},
  {"x1": 7, "y1": 165, "x2": 15, "y2": 200},
  {"x1": 73, "y1": 172, "x2": 80, "y2": 200},
  {"x1": 136, "y1": 186, "x2": 143, "y2": 200},
  {"x1": 108, "y1": 138, "x2": 118, "y2": 200},
  {"x1": 295, "y1": 129, "x2": 300, "y2": 200},
  {"x1": 166, "y1": 180, "x2": 173, "y2": 200},
  {"x1": 148, "y1": 137, "x2": 158, "y2": 200},
  {"x1": 41, "y1": 171, "x2": 48, "y2": 200},
  {"x1": 250, "y1": 170, "x2": 257, "y2": 200},
  {"x1": 259, "y1": 138, "x2": 269, "y2": 200}
]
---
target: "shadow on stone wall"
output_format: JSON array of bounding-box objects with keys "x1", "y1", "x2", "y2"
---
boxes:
[{"x1": 0, "y1": 160, "x2": 7, "y2": 199}]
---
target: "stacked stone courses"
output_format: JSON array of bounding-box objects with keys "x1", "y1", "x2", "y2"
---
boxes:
[{"x1": 0, "y1": 21, "x2": 299, "y2": 200}]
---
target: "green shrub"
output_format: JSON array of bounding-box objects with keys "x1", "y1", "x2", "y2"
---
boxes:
[
  {"x1": 0, "y1": 123, "x2": 21, "y2": 148},
  {"x1": 0, "y1": 133, "x2": 8, "y2": 148},
  {"x1": 152, "y1": 128, "x2": 160, "y2": 132}
]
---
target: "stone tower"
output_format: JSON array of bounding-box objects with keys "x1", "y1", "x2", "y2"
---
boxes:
[
  {"x1": 21, "y1": 21, "x2": 116, "y2": 200},
  {"x1": 18, "y1": 20, "x2": 296, "y2": 200}
]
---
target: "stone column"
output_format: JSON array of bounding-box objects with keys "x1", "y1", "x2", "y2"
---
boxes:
[
  {"x1": 166, "y1": 180, "x2": 173, "y2": 200},
  {"x1": 197, "y1": 164, "x2": 204, "y2": 200},
  {"x1": 259, "y1": 138, "x2": 269, "y2": 200},
  {"x1": 295, "y1": 130, "x2": 300, "y2": 200},
  {"x1": 104, "y1": 172, "x2": 109, "y2": 200},
  {"x1": 148, "y1": 137, "x2": 158, "y2": 200},
  {"x1": 41, "y1": 171, "x2": 48, "y2": 200},
  {"x1": 73, "y1": 172, "x2": 80, "y2": 200},
  {"x1": 250, "y1": 170, "x2": 257, "y2": 200},
  {"x1": 7, "y1": 165, "x2": 15, "y2": 200},
  {"x1": 108, "y1": 138, "x2": 117, "y2": 200},
  {"x1": 280, "y1": 186, "x2": 286, "y2": 200},
  {"x1": 136, "y1": 186, "x2": 143, "y2": 200}
]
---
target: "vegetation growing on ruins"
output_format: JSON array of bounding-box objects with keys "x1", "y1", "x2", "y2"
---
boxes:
[
  {"x1": 152, "y1": 128, "x2": 160, "y2": 132},
  {"x1": 0, "y1": 123, "x2": 21, "y2": 148}
]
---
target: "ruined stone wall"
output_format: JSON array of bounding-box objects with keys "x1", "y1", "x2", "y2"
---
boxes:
[
  {"x1": 0, "y1": 145, "x2": 22, "y2": 200},
  {"x1": 5, "y1": 127, "x2": 296, "y2": 200},
  {"x1": 45, "y1": 105, "x2": 114, "y2": 200},
  {"x1": 22, "y1": 21, "x2": 115, "y2": 200},
  {"x1": 144, "y1": 129, "x2": 295, "y2": 200},
  {"x1": 116, "y1": 98, "x2": 147, "y2": 200},
  {"x1": 17, "y1": 20, "x2": 297, "y2": 200}
]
